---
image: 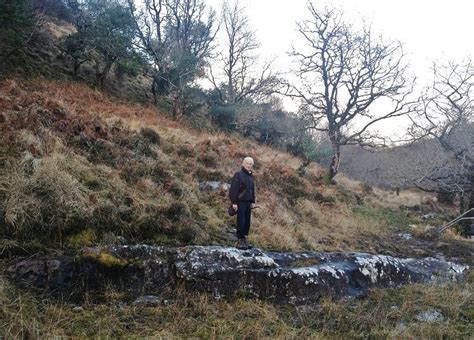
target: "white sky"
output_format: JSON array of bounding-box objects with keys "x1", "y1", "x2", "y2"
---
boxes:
[{"x1": 204, "y1": 0, "x2": 474, "y2": 136}]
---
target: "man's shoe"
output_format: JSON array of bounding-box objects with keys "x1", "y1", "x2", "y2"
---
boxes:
[{"x1": 236, "y1": 238, "x2": 247, "y2": 249}]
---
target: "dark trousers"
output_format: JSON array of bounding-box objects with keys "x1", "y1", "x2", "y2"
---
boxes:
[{"x1": 236, "y1": 202, "x2": 252, "y2": 239}]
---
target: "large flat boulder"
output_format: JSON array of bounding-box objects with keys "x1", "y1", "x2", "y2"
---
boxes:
[{"x1": 7, "y1": 245, "x2": 469, "y2": 304}]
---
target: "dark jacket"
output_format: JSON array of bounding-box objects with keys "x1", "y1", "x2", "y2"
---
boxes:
[{"x1": 229, "y1": 168, "x2": 256, "y2": 204}]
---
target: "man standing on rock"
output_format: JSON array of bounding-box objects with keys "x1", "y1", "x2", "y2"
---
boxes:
[{"x1": 229, "y1": 157, "x2": 257, "y2": 249}]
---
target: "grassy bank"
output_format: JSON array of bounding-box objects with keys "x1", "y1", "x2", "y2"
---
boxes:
[
  {"x1": 1, "y1": 273, "x2": 472, "y2": 338},
  {"x1": 0, "y1": 78, "x2": 437, "y2": 253}
]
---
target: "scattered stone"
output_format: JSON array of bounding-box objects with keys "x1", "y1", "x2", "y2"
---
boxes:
[
  {"x1": 133, "y1": 295, "x2": 162, "y2": 307},
  {"x1": 421, "y1": 213, "x2": 436, "y2": 220},
  {"x1": 397, "y1": 232, "x2": 412, "y2": 240},
  {"x1": 72, "y1": 306, "x2": 83, "y2": 312},
  {"x1": 416, "y1": 309, "x2": 445, "y2": 323},
  {"x1": 116, "y1": 236, "x2": 128, "y2": 245},
  {"x1": 295, "y1": 304, "x2": 319, "y2": 315},
  {"x1": 395, "y1": 321, "x2": 407, "y2": 331},
  {"x1": 198, "y1": 181, "x2": 230, "y2": 192}
]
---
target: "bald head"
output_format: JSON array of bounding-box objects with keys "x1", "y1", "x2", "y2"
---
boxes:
[{"x1": 242, "y1": 157, "x2": 254, "y2": 171}]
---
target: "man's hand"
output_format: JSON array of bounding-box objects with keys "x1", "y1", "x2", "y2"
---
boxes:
[
  {"x1": 251, "y1": 203, "x2": 256, "y2": 209},
  {"x1": 232, "y1": 204, "x2": 238, "y2": 211}
]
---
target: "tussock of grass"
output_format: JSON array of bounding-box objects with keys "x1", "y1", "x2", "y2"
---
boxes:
[{"x1": 1, "y1": 152, "x2": 92, "y2": 243}]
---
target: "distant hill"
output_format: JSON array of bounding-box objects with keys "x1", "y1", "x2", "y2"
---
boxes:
[{"x1": 340, "y1": 135, "x2": 471, "y2": 196}]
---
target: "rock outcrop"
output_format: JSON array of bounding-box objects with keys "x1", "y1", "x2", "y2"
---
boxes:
[{"x1": 8, "y1": 245, "x2": 469, "y2": 304}]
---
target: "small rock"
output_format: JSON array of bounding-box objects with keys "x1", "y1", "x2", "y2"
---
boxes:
[
  {"x1": 72, "y1": 306, "x2": 83, "y2": 312},
  {"x1": 133, "y1": 295, "x2": 162, "y2": 307},
  {"x1": 198, "y1": 181, "x2": 230, "y2": 192},
  {"x1": 116, "y1": 236, "x2": 128, "y2": 245},
  {"x1": 397, "y1": 233, "x2": 412, "y2": 240},
  {"x1": 416, "y1": 309, "x2": 444, "y2": 323},
  {"x1": 295, "y1": 304, "x2": 319, "y2": 315},
  {"x1": 395, "y1": 321, "x2": 407, "y2": 331},
  {"x1": 421, "y1": 213, "x2": 435, "y2": 220}
]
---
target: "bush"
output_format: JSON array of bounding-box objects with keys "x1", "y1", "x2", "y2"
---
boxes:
[
  {"x1": 121, "y1": 159, "x2": 171, "y2": 185},
  {"x1": 135, "y1": 203, "x2": 197, "y2": 244},
  {"x1": 176, "y1": 144, "x2": 196, "y2": 158},
  {"x1": 113, "y1": 131, "x2": 158, "y2": 159},
  {"x1": 197, "y1": 152, "x2": 218, "y2": 168},
  {"x1": 360, "y1": 182, "x2": 374, "y2": 195},
  {"x1": 87, "y1": 139, "x2": 121, "y2": 167},
  {"x1": 140, "y1": 127, "x2": 161, "y2": 145},
  {"x1": 287, "y1": 132, "x2": 333, "y2": 166},
  {"x1": 209, "y1": 104, "x2": 237, "y2": 131},
  {"x1": 115, "y1": 56, "x2": 145, "y2": 78}
]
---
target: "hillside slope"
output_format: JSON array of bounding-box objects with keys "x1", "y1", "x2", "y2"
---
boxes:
[
  {"x1": 0, "y1": 78, "x2": 473, "y2": 338},
  {"x1": 1, "y1": 78, "x2": 472, "y2": 258}
]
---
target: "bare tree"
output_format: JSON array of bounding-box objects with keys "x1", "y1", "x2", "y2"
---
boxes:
[
  {"x1": 208, "y1": 0, "x2": 278, "y2": 104},
  {"x1": 285, "y1": 3, "x2": 415, "y2": 180},
  {"x1": 409, "y1": 60, "x2": 473, "y2": 214},
  {"x1": 127, "y1": 0, "x2": 216, "y2": 115}
]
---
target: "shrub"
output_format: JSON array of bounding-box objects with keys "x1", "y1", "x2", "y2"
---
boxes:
[
  {"x1": 134, "y1": 203, "x2": 197, "y2": 244},
  {"x1": 360, "y1": 182, "x2": 374, "y2": 194},
  {"x1": 121, "y1": 159, "x2": 171, "y2": 185},
  {"x1": 197, "y1": 152, "x2": 218, "y2": 168},
  {"x1": 209, "y1": 104, "x2": 237, "y2": 131},
  {"x1": 91, "y1": 199, "x2": 129, "y2": 234},
  {"x1": 166, "y1": 180, "x2": 184, "y2": 197},
  {"x1": 163, "y1": 202, "x2": 188, "y2": 222},
  {"x1": 87, "y1": 139, "x2": 121, "y2": 167},
  {"x1": 140, "y1": 127, "x2": 161, "y2": 145},
  {"x1": 176, "y1": 144, "x2": 196, "y2": 158}
]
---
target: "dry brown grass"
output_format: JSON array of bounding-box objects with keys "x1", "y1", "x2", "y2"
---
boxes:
[
  {"x1": 0, "y1": 273, "x2": 471, "y2": 338},
  {"x1": 0, "y1": 78, "x2": 466, "y2": 254},
  {"x1": 335, "y1": 175, "x2": 437, "y2": 209},
  {"x1": 1, "y1": 152, "x2": 91, "y2": 240}
]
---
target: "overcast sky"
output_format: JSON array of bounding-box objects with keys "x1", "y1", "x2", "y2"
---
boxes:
[{"x1": 204, "y1": 0, "x2": 474, "y2": 136}]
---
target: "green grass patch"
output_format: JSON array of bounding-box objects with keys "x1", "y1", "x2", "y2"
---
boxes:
[{"x1": 352, "y1": 204, "x2": 415, "y2": 227}]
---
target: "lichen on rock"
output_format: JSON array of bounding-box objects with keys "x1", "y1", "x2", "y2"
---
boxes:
[{"x1": 8, "y1": 245, "x2": 470, "y2": 304}]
